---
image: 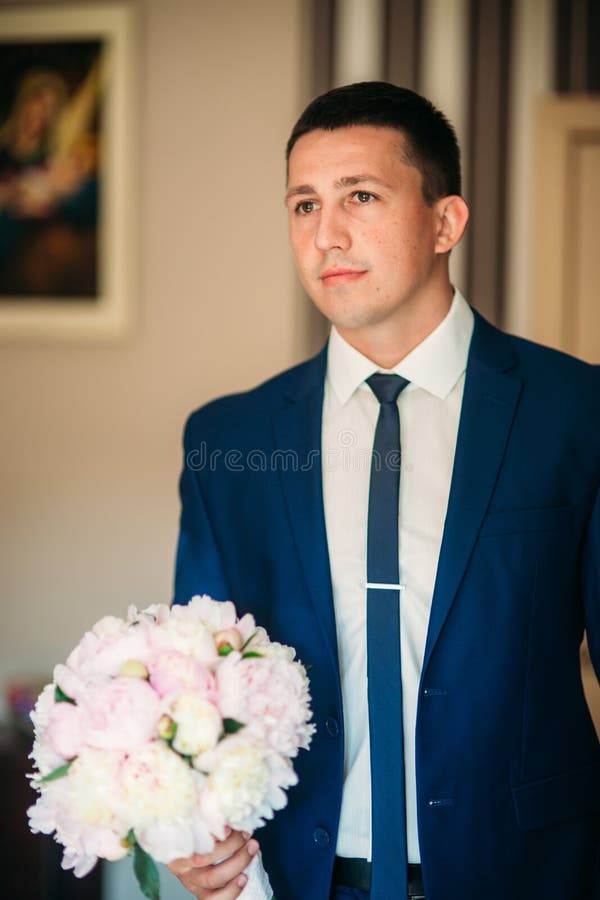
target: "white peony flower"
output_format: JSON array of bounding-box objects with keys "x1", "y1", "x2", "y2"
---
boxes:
[
  {"x1": 30, "y1": 683, "x2": 57, "y2": 730},
  {"x1": 29, "y1": 686, "x2": 69, "y2": 775},
  {"x1": 61, "y1": 847, "x2": 98, "y2": 878},
  {"x1": 151, "y1": 616, "x2": 218, "y2": 664},
  {"x1": 29, "y1": 748, "x2": 130, "y2": 878},
  {"x1": 127, "y1": 603, "x2": 171, "y2": 625},
  {"x1": 242, "y1": 629, "x2": 296, "y2": 661},
  {"x1": 184, "y1": 595, "x2": 238, "y2": 631},
  {"x1": 202, "y1": 736, "x2": 298, "y2": 832},
  {"x1": 205, "y1": 738, "x2": 271, "y2": 828},
  {"x1": 120, "y1": 742, "x2": 199, "y2": 830},
  {"x1": 169, "y1": 692, "x2": 223, "y2": 756},
  {"x1": 28, "y1": 787, "x2": 63, "y2": 836},
  {"x1": 135, "y1": 808, "x2": 215, "y2": 864},
  {"x1": 67, "y1": 749, "x2": 126, "y2": 829}
]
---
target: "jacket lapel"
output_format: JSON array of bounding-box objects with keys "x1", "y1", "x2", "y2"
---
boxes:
[
  {"x1": 272, "y1": 347, "x2": 339, "y2": 673},
  {"x1": 422, "y1": 313, "x2": 523, "y2": 673}
]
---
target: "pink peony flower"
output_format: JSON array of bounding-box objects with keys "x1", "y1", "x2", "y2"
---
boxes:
[
  {"x1": 217, "y1": 654, "x2": 315, "y2": 757},
  {"x1": 52, "y1": 664, "x2": 87, "y2": 702},
  {"x1": 46, "y1": 701, "x2": 85, "y2": 760},
  {"x1": 64, "y1": 619, "x2": 154, "y2": 684},
  {"x1": 77, "y1": 677, "x2": 162, "y2": 751},
  {"x1": 149, "y1": 650, "x2": 216, "y2": 699}
]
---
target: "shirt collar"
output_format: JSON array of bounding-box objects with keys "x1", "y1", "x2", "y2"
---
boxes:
[{"x1": 326, "y1": 290, "x2": 475, "y2": 405}]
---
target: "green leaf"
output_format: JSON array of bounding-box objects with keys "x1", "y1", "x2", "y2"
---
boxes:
[
  {"x1": 242, "y1": 651, "x2": 263, "y2": 659},
  {"x1": 241, "y1": 630, "x2": 257, "y2": 650},
  {"x1": 133, "y1": 841, "x2": 160, "y2": 900},
  {"x1": 218, "y1": 644, "x2": 234, "y2": 656},
  {"x1": 40, "y1": 761, "x2": 73, "y2": 783},
  {"x1": 223, "y1": 718, "x2": 245, "y2": 734},
  {"x1": 54, "y1": 685, "x2": 76, "y2": 704}
]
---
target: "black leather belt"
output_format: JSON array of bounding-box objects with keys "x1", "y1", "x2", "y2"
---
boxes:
[{"x1": 333, "y1": 857, "x2": 425, "y2": 898}]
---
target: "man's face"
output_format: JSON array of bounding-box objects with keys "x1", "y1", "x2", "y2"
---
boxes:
[{"x1": 286, "y1": 125, "x2": 451, "y2": 343}]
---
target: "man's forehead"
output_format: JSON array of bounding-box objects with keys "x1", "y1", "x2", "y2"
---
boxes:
[
  {"x1": 285, "y1": 125, "x2": 412, "y2": 190},
  {"x1": 290, "y1": 123, "x2": 405, "y2": 155}
]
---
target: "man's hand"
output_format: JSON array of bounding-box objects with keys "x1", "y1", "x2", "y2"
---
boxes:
[{"x1": 168, "y1": 828, "x2": 259, "y2": 899}]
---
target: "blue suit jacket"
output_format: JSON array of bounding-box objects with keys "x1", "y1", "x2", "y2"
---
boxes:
[{"x1": 174, "y1": 311, "x2": 600, "y2": 900}]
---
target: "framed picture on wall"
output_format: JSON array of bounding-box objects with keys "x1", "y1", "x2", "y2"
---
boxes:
[{"x1": 0, "y1": 3, "x2": 137, "y2": 341}]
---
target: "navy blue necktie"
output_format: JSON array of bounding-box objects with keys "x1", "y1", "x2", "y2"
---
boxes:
[{"x1": 366, "y1": 373, "x2": 409, "y2": 900}]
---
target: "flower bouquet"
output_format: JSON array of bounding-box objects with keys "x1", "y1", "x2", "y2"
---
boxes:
[{"x1": 27, "y1": 596, "x2": 315, "y2": 899}]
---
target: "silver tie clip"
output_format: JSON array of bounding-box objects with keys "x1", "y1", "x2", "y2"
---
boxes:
[{"x1": 365, "y1": 582, "x2": 405, "y2": 590}]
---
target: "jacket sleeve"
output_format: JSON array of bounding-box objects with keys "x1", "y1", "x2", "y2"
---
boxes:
[
  {"x1": 582, "y1": 484, "x2": 600, "y2": 684},
  {"x1": 172, "y1": 414, "x2": 230, "y2": 605}
]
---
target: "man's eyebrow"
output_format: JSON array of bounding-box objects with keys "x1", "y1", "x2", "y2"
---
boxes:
[
  {"x1": 284, "y1": 184, "x2": 316, "y2": 203},
  {"x1": 285, "y1": 174, "x2": 392, "y2": 204},
  {"x1": 335, "y1": 174, "x2": 392, "y2": 190}
]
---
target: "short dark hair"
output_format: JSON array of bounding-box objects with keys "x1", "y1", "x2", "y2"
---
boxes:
[{"x1": 286, "y1": 81, "x2": 461, "y2": 205}]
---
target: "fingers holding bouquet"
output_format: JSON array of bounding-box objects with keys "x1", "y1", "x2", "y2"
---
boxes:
[{"x1": 168, "y1": 828, "x2": 260, "y2": 899}]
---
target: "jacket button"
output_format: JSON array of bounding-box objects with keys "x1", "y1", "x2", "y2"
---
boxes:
[
  {"x1": 313, "y1": 827, "x2": 331, "y2": 847},
  {"x1": 325, "y1": 716, "x2": 339, "y2": 737}
]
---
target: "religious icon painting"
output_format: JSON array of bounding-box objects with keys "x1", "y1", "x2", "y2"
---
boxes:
[{"x1": 0, "y1": 3, "x2": 137, "y2": 340}]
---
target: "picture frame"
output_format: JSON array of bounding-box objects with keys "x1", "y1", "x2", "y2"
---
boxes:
[{"x1": 0, "y1": 3, "x2": 138, "y2": 341}]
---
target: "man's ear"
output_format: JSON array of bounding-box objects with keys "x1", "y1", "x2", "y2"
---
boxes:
[{"x1": 434, "y1": 195, "x2": 469, "y2": 254}]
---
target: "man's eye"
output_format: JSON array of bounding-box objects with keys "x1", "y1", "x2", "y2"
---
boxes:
[
  {"x1": 352, "y1": 191, "x2": 375, "y2": 203},
  {"x1": 295, "y1": 200, "x2": 317, "y2": 215}
]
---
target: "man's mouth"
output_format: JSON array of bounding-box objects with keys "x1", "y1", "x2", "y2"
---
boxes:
[{"x1": 319, "y1": 268, "x2": 367, "y2": 286}]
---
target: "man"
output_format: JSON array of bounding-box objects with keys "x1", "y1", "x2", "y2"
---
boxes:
[{"x1": 170, "y1": 83, "x2": 600, "y2": 900}]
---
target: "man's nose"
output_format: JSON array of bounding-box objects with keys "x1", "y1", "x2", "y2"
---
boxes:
[{"x1": 314, "y1": 206, "x2": 351, "y2": 253}]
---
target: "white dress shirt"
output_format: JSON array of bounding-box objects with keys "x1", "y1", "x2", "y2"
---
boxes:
[{"x1": 321, "y1": 291, "x2": 474, "y2": 864}]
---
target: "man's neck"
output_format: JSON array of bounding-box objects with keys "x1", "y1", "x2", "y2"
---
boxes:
[{"x1": 336, "y1": 286, "x2": 455, "y2": 368}]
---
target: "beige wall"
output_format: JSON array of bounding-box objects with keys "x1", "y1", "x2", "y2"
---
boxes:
[{"x1": 0, "y1": 0, "x2": 306, "y2": 711}]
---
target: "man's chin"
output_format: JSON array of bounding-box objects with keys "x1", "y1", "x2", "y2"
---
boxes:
[{"x1": 306, "y1": 293, "x2": 375, "y2": 329}]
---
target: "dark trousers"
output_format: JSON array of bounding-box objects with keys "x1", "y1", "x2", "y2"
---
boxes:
[{"x1": 330, "y1": 886, "x2": 369, "y2": 900}]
